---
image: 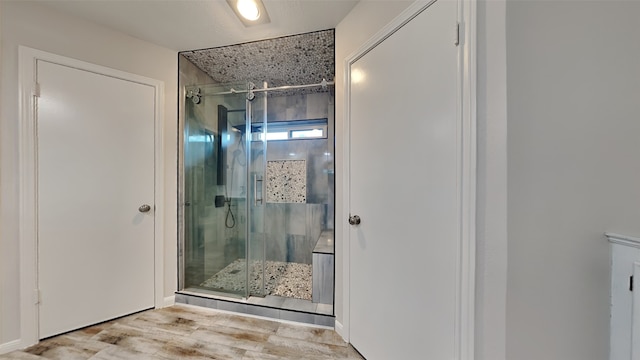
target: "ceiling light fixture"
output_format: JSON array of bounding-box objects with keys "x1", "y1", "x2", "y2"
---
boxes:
[
  {"x1": 227, "y1": 0, "x2": 270, "y2": 27},
  {"x1": 237, "y1": 0, "x2": 260, "y2": 20}
]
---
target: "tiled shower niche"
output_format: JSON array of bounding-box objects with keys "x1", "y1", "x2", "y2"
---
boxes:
[{"x1": 266, "y1": 160, "x2": 307, "y2": 204}]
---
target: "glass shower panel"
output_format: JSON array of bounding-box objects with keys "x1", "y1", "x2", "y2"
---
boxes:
[
  {"x1": 183, "y1": 100, "x2": 207, "y2": 287},
  {"x1": 247, "y1": 84, "x2": 267, "y2": 297},
  {"x1": 182, "y1": 83, "x2": 249, "y2": 298}
]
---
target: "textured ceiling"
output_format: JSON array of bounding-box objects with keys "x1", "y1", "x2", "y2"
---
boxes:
[
  {"x1": 34, "y1": 0, "x2": 358, "y2": 52},
  {"x1": 181, "y1": 29, "x2": 334, "y2": 90}
]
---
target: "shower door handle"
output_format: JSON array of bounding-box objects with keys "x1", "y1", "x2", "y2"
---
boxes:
[
  {"x1": 254, "y1": 175, "x2": 264, "y2": 206},
  {"x1": 349, "y1": 215, "x2": 361, "y2": 225}
]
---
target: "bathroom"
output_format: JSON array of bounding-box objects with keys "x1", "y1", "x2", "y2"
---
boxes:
[{"x1": 177, "y1": 30, "x2": 335, "y2": 325}]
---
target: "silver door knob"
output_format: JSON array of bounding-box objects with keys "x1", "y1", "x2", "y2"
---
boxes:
[
  {"x1": 349, "y1": 215, "x2": 361, "y2": 225},
  {"x1": 138, "y1": 204, "x2": 151, "y2": 213}
]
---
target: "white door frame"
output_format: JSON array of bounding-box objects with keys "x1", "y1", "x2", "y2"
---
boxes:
[
  {"x1": 17, "y1": 46, "x2": 165, "y2": 348},
  {"x1": 340, "y1": 0, "x2": 476, "y2": 358}
]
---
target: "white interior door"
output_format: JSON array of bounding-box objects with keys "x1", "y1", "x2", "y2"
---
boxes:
[
  {"x1": 348, "y1": 1, "x2": 460, "y2": 358},
  {"x1": 37, "y1": 60, "x2": 156, "y2": 338}
]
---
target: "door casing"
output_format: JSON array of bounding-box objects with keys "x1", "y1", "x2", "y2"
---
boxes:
[
  {"x1": 17, "y1": 46, "x2": 165, "y2": 348},
  {"x1": 340, "y1": 0, "x2": 477, "y2": 358}
]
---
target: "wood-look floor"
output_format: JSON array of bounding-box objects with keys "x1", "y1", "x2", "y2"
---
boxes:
[{"x1": 0, "y1": 304, "x2": 364, "y2": 359}]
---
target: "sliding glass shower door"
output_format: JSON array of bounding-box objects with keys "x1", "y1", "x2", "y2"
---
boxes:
[
  {"x1": 247, "y1": 84, "x2": 267, "y2": 298},
  {"x1": 182, "y1": 82, "x2": 266, "y2": 298}
]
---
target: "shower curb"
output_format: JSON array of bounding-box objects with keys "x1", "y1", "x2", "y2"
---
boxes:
[{"x1": 174, "y1": 292, "x2": 334, "y2": 327}]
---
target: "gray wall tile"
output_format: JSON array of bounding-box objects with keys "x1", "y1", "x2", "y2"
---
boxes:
[
  {"x1": 313, "y1": 315, "x2": 335, "y2": 327},
  {"x1": 217, "y1": 301, "x2": 248, "y2": 313},
  {"x1": 245, "y1": 305, "x2": 280, "y2": 319},
  {"x1": 312, "y1": 253, "x2": 334, "y2": 304},
  {"x1": 279, "y1": 310, "x2": 316, "y2": 324}
]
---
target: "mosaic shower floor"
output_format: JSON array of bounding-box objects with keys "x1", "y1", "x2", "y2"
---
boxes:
[{"x1": 201, "y1": 259, "x2": 312, "y2": 300}]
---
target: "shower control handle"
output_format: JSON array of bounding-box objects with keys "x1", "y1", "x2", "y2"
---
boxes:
[
  {"x1": 349, "y1": 215, "x2": 361, "y2": 226},
  {"x1": 254, "y1": 175, "x2": 264, "y2": 206},
  {"x1": 138, "y1": 204, "x2": 152, "y2": 213}
]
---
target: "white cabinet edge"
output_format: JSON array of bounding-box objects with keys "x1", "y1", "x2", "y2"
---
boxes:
[
  {"x1": 633, "y1": 262, "x2": 640, "y2": 360},
  {"x1": 606, "y1": 233, "x2": 640, "y2": 249}
]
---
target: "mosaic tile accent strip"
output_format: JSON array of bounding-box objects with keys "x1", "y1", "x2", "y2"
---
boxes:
[
  {"x1": 266, "y1": 160, "x2": 307, "y2": 203},
  {"x1": 200, "y1": 259, "x2": 312, "y2": 300},
  {"x1": 180, "y1": 30, "x2": 334, "y2": 96}
]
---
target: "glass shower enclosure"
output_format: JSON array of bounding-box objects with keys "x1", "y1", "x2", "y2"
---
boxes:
[{"x1": 181, "y1": 82, "x2": 267, "y2": 298}]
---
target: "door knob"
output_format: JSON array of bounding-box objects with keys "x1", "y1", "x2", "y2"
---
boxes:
[
  {"x1": 138, "y1": 204, "x2": 151, "y2": 213},
  {"x1": 349, "y1": 215, "x2": 361, "y2": 225}
]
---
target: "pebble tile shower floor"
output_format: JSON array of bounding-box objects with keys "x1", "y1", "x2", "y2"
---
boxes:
[
  {"x1": 0, "y1": 305, "x2": 362, "y2": 360},
  {"x1": 201, "y1": 260, "x2": 312, "y2": 301}
]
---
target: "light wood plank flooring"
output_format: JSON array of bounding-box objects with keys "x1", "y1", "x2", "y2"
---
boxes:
[{"x1": 0, "y1": 304, "x2": 363, "y2": 359}]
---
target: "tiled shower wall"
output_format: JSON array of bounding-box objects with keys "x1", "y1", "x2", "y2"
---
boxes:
[{"x1": 264, "y1": 91, "x2": 335, "y2": 264}]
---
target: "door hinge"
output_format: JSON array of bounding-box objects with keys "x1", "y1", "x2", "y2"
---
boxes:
[
  {"x1": 32, "y1": 82, "x2": 41, "y2": 98},
  {"x1": 631, "y1": 276, "x2": 634, "y2": 291},
  {"x1": 33, "y1": 289, "x2": 41, "y2": 304},
  {"x1": 455, "y1": 23, "x2": 461, "y2": 46}
]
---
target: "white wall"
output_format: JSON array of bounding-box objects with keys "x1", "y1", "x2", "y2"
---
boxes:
[
  {"x1": 0, "y1": 1, "x2": 177, "y2": 348},
  {"x1": 336, "y1": 2, "x2": 640, "y2": 359},
  {"x1": 334, "y1": 0, "x2": 413, "y2": 333},
  {"x1": 476, "y1": 1, "x2": 507, "y2": 359},
  {"x1": 336, "y1": 2, "x2": 509, "y2": 359},
  {"x1": 506, "y1": 1, "x2": 640, "y2": 359},
  {"x1": 0, "y1": 0, "x2": 4, "y2": 348},
  {"x1": 11, "y1": 1, "x2": 632, "y2": 359}
]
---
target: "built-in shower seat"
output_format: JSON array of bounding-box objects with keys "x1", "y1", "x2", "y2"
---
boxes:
[{"x1": 312, "y1": 230, "x2": 334, "y2": 304}]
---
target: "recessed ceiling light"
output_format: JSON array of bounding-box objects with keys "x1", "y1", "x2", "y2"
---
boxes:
[
  {"x1": 226, "y1": 0, "x2": 270, "y2": 27},
  {"x1": 237, "y1": 0, "x2": 260, "y2": 21}
]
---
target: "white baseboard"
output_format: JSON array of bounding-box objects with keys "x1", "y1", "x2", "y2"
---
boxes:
[
  {"x1": 335, "y1": 320, "x2": 347, "y2": 342},
  {"x1": 163, "y1": 295, "x2": 175, "y2": 308},
  {"x1": 0, "y1": 339, "x2": 23, "y2": 355}
]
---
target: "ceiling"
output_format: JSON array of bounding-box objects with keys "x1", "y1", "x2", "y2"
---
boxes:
[
  {"x1": 34, "y1": 0, "x2": 359, "y2": 52},
  {"x1": 182, "y1": 29, "x2": 335, "y2": 91}
]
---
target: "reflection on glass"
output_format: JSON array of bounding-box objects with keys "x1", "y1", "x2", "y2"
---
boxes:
[{"x1": 291, "y1": 128, "x2": 323, "y2": 139}]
